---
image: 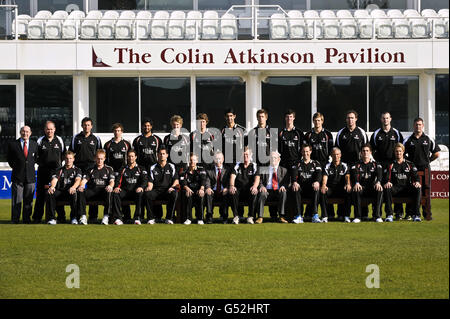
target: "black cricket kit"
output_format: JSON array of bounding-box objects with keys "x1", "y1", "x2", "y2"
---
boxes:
[
  {"x1": 221, "y1": 124, "x2": 246, "y2": 166},
  {"x1": 336, "y1": 126, "x2": 368, "y2": 165},
  {"x1": 370, "y1": 127, "x2": 404, "y2": 166},
  {"x1": 69, "y1": 132, "x2": 102, "y2": 172},
  {"x1": 278, "y1": 127, "x2": 304, "y2": 168},
  {"x1": 164, "y1": 133, "x2": 190, "y2": 170},
  {"x1": 231, "y1": 162, "x2": 259, "y2": 218},
  {"x1": 304, "y1": 128, "x2": 334, "y2": 168},
  {"x1": 320, "y1": 162, "x2": 351, "y2": 218},
  {"x1": 404, "y1": 133, "x2": 441, "y2": 170},
  {"x1": 133, "y1": 134, "x2": 162, "y2": 171},
  {"x1": 104, "y1": 138, "x2": 132, "y2": 172},
  {"x1": 190, "y1": 129, "x2": 215, "y2": 168},
  {"x1": 246, "y1": 126, "x2": 274, "y2": 166},
  {"x1": 291, "y1": 159, "x2": 322, "y2": 216},
  {"x1": 180, "y1": 167, "x2": 207, "y2": 221}
]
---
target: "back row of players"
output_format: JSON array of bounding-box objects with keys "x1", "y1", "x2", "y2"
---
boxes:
[{"x1": 32, "y1": 108, "x2": 440, "y2": 225}]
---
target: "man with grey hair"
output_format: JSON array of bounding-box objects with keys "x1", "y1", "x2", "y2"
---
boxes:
[
  {"x1": 7, "y1": 126, "x2": 38, "y2": 223},
  {"x1": 256, "y1": 151, "x2": 290, "y2": 224}
]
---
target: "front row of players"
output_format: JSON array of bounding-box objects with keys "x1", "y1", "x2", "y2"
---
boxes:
[{"x1": 46, "y1": 142, "x2": 422, "y2": 225}]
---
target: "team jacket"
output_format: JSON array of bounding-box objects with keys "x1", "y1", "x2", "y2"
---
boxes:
[
  {"x1": 221, "y1": 124, "x2": 246, "y2": 165},
  {"x1": 232, "y1": 162, "x2": 259, "y2": 189},
  {"x1": 370, "y1": 127, "x2": 404, "y2": 164},
  {"x1": 384, "y1": 160, "x2": 419, "y2": 187},
  {"x1": 189, "y1": 129, "x2": 215, "y2": 164},
  {"x1": 132, "y1": 134, "x2": 162, "y2": 169},
  {"x1": 163, "y1": 133, "x2": 190, "y2": 166},
  {"x1": 148, "y1": 162, "x2": 179, "y2": 189},
  {"x1": 323, "y1": 162, "x2": 349, "y2": 188},
  {"x1": 83, "y1": 165, "x2": 115, "y2": 189},
  {"x1": 69, "y1": 132, "x2": 102, "y2": 168},
  {"x1": 115, "y1": 165, "x2": 148, "y2": 192},
  {"x1": 179, "y1": 167, "x2": 207, "y2": 192},
  {"x1": 104, "y1": 138, "x2": 132, "y2": 172},
  {"x1": 36, "y1": 135, "x2": 65, "y2": 170},
  {"x1": 350, "y1": 160, "x2": 383, "y2": 188},
  {"x1": 51, "y1": 166, "x2": 82, "y2": 191},
  {"x1": 290, "y1": 160, "x2": 322, "y2": 186},
  {"x1": 278, "y1": 127, "x2": 305, "y2": 166},
  {"x1": 336, "y1": 126, "x2": 368, "y2": 165},
  {"x1": 403, "y1": 133, "x2": 441, "y2": 170},
  {"x1": 304, "y1": 128, "x2": 334, "y2": 166}
]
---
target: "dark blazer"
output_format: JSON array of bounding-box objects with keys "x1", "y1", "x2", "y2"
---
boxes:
[
  {"x1": 7, "y1": 138, "x2": 38, "y2": 184},
  {"x1": 259, "y1": 165, "x2": 290, "y2": 189},
  {"x1": 205, "y1": 166, "x2": 232, "y2": 190}
]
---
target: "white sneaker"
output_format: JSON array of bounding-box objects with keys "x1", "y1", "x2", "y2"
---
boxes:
[
  {"x1": 352, "y1": 218, "x2": 361, "y2": 223},
  {"x1": 183, "y1": 219, "x2": 192, "y2": 225},
  {"x1": 71, "y1": 218, "x2": 78, "y2": 225},
  {"x1": 344, "y1": 217, "x2": 351, "y2": 223},
  {"x1": 79, "y1": 215, "x2": 88, "y2": 225},
  {"x1": 165, "y1": 219, "x2": 174, "y2": 224},
  {"x1": 312, "y1": 214, "x2": 322, "y2": 223},
  {"x1": 413, "y1": 215, "x2": 422, "y2": 222},
  {"x1": 197, "y1": 220, "x2": 204, "y2": 225},
  {"x1": 385, "y1": 215, "x2": 394, "y2": 222},
  {"x1": 101, "y1": 215, "x2": 109, "y2": 225},
  {"x1": 322, "y1": 217, "x2": 328, "y2": 223},
  {"x1": 114, "y1": 219, "x2": 123, "y2": 225},
  {"x1": 147, "y1": 219, "x2": 155, "y2": 225},
  {"x1": 375, "y1": 218, "x2": 384, "y2": 223},
  {"x1": 134, "y1": 220, "x2": 141, "y2": 225},
  {"x1": 233, "y1": 216, "x2": 239, "y2": 224},
  {"x1": 293, "y1": 215, "x2": 304, "y2": 224},
  {"x1": 247, "y1": 217, "x2": 254, "y2": 224},
  {"x1": 47, "y1": 219, "x2": 57, "y2": 225}
]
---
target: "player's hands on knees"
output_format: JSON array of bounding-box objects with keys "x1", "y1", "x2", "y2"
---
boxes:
[
  {"x1": 48, "y1": 186, "x2": 56, "y2": 195},
  {"x1": 184, "y1": 187, "x2": 193, "y2": 197},
  {"x1": 69, "y1": 186, "x2": 77, "y2": 195},
  {"x1": 105, "y1": 185, "x2": 113, "y2": 193},
  {"x1": 198, "y1": 188, "x2": 205, "y2": 197},
  {"x1": 206, "y1": 188, "x2": 213, "y2": 196},
  {"x1": 312, "y1": 182, "x2": 320, "y2": 191},
  {"x1": 374, "y1": 182, "x2": 383, "y2": 192},
  {"x1": 113, "y1": 187, "x2": 121, "y2": 193},
  {"x1": 250, "y1": 186, "x2": 258, "y2": 195},
  {"x1": 413, "y1": 182, "x2": 421, "y2": 188},
  {"x1": 292, "y1": 182, "x2": 300, "y2": 192},
  {"x1": 279, "y1": 186, "x2": 286, "y2": 193},
  {"x1": 136, "y1": 187, "x2": 143, "y2": 193},
  {"x1": 321, "y1": 185, "x2": 328, "y2": 194},
  {"x1": 384, "y1": 182, "x2": 393, "y2": 189},
  {"x1": 353, "y1": 183, "x2": 362, "y2": 192},
  {"x1": 77, "y1": 186, "x2": 85, "y2": 192},
  {"x1": 260, "y1": 186, "x2": 268, "y2": 194}
]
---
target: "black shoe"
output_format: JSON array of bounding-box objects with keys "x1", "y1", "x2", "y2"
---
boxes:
[
  {"x1": 206, "y1": 218, "x2": 213, "y2": 224},
  {"x1": 88, "y1": 218, "x2": 98, "y2": 224},
  {"x1": 222, "y1": 220, "x2": 228, "y2": 224},
  {"x1": 361, "y1": 217, "x2": 370, "y2": 222}
]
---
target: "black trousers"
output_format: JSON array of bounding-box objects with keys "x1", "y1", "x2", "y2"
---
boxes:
[
  {"x1": 11, "y1": 182, "x2": 35, "y2": 223},
  {"x1": 46, "y1": 190, "x2": 78, "y2": 220},
  {"x1": 406, "y1": 167, "x2": 430, "y2": 218},
  {"x1": 78, "y1": 188, "x2": 113, "y2": 219},
  {"x1": 112, "y1": 190, "x2": 144, "y2": 221},
  {"x1": 258, "y1": 190, "x2": 287, "y2": 219},
  {"x1": 181, "y1": 192, "x2": 204, "y2": 221},
  {"x1": 320, "y1": 187, "x2": 351, "y2": 218},
  {"x1": 144, "y1": 189, "x2": 178, "y2": 221},
  {"x1": 352, "y1": 187, "x2": 383, "y2": 219},
  {"x1": 78, "y1": 163, "x2": 98, "y2": 220},
  {"x1": 33, "y1": 168, "x2": 65, "y2": 222},
  {"x1": 291, "y1": 184, "x2": 320, "y2": 217},
  {"x1": 385, "y1": 185, "x2": 421, "y2": 217},
  {"x1": 230, "y1": 188, "x2": 258, "y2": 218},
  {"x1": 205, "y1": 191, "x2": 228, "y2": 220}
]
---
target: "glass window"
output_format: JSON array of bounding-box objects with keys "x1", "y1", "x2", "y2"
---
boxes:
[
  {"x1": 421, "y1": 0, "x2": 449, "y2": 11},
  {"x1": 317, "y1": 76, "x2": 367, "y2": 132},
  {"x1": 0, "y1": 9, "x2": 6, "y2": 39},
  {"x1": 148, "y1": 0, "x2": 193, "y2": 10},
  {"x1": 89, "y1": 77, "x2": 139, "y2": 133},
  {"x1": 38, "y1": 0, "x2": 84, "y2": 12},
  {"x1": 98, "y1": 0, "x2": 141, "y2": 10},
  {"x1": 435, "y1": 74, "x2": 449, "y2": 146},
  {"x1": 311, "y1": 0, "x2": 357, "y2": 10},
  {"x1": 0, "y1": 73, "x2": 20, "y2": 80},
  {"x1": 25, "y1": 76, "x2": 73, "y2": 146},
  {"x1": 0, "y1": 85, "x2": 16, "y2": 162},
  {"x1": 198, "y1": 0, "x2": 245, "y2": 11},
  {"x1": 358, "y1": 0, "x2": 408, "y2": 10},
  {"x1": 259, "y1": 0, "x2": 307, "y2": 10},
  {"x1": 369, "y1": 76, "x2": 419, "y2": 132},
  {"x1": 141, "y1": 77, "x2": 191, "y2": 133},
  {"x1": 14, "y1": 1, "x2": 31, "y2": 15},
  {"x1": 196, "y1": 77, "x2": 246, "y2": 130},
  {"x1": 262, "y1": 77, "x2": 311, "y2": 131}
]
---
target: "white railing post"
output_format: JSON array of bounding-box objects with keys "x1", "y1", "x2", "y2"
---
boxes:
[{"x1": 15, "y1": 6, "x2": 18, "y2": 40}]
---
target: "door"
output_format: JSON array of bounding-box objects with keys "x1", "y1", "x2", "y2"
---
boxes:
[{"x1": 0, "y1": 84, "x2": 17, "y2": 162}]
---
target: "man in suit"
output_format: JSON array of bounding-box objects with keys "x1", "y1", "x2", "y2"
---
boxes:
[
  {"x1": 257, "y1": 151, "x2": 290, "y2": 224},
  {"x1": 205, "y1": 151, "x2": 232, "y2": 224},
  {"x1": 7, "y1": 126, "x2": 38, "y2": 224}
]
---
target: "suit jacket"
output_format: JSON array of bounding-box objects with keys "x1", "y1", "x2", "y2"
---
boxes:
[
  {"x1": 7, "y1": 138, "x2": 38, "y2": 184},
  {"x1": 205, "y1": 166, "x2": 232, "y2": 190},
  {"x1": 258, "y1": 165, "x2": 290, "y2": 189}
]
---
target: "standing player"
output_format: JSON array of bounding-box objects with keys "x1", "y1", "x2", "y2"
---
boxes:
[
  {"x1": 33, "y1": 121, "x2": 65, "y2": 223},
  {"x1": 69, "y1": 117, "x2": 102, "y2": 223},
  {"x1": 164, "y1": 115, "x2": 190, "y2": 174},
  {"x1": 46, "y1": 151, "x2": 82, "y2": 225},
  {"x1": 221, "y1": 108, "x2": 246, "y2": 168},
  {"x1": 370, "y1": 112, "x2": 404, "y2": 219},
  {"x1": 77, "y1": 149, "x2": 115, "y2": 225},
  {"x1": 190, "y1": 113, "x2": 215, "y2": 170},
  {"x1": 278, "y1": 109, "x2": 304, "y2": 169},
  {"x1": 403, "y1": 117, "x2": 440, "y2": 220}
]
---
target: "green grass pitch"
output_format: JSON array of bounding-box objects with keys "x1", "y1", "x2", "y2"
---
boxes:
[{"x1": 0, "y1": 199, "x2": 448, "y2": 299}]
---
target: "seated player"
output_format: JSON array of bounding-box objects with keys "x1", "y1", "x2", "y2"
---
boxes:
[
  {"x1": 77, "y1": 149, "x2": 115, "y2": 225},
  {"x1": 290, "y1": 144, "x2": 322, "y2": 223},
  {"x1": 320, "y1": 147, "x2": 352, "y2": 223},
  {"x1": 350, "y1": 144, "x2": 384, "y2": 223},
  {"x1": 205, "y1": 151, "x2": 232, "y2": 224},
  {"x1": 144, "y1": 147, "x2": 179, "y2": 224},
  {"x1": 179, "y1": 153, "x2": 207, "y2": 225},
  {"x1": 229, "y1": 147, "x2": 260, "y2": 224},
  {"x1": 111, "y1": 149, "x2": 148, "y2": 225},
  {"x1": 383, "y1": 143, "x2": 422, "y2": 222},
  {"x1": 45, "y1": 151, "x2": 82, "y2": 225}
]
